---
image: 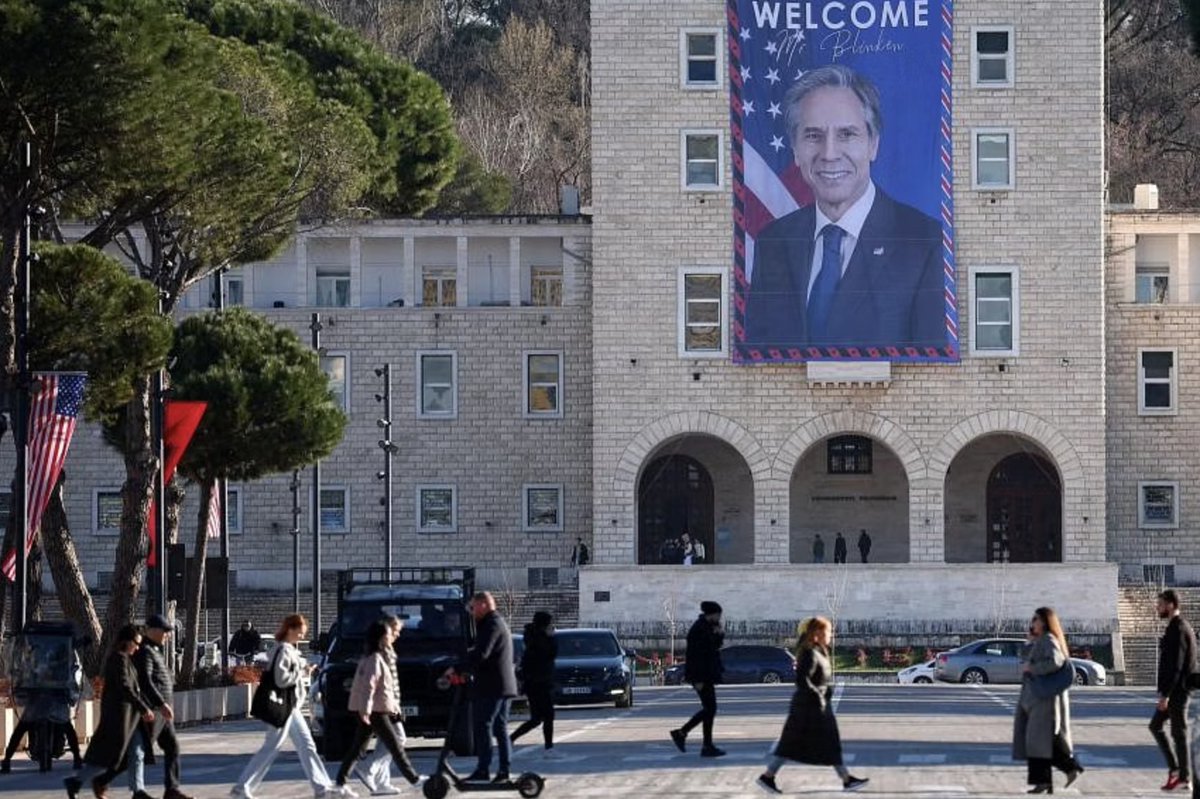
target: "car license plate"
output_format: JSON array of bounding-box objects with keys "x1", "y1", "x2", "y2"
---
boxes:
[
  {"x1": 562, "y1": 687, "x2": 590, "y2": 695},
  {"x1": 401, "y1": 705, "x2": 419, "y2": 717}
]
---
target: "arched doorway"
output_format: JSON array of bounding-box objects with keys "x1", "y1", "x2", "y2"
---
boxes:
[
  {"x1": 788, "y1": 434, "x2": 910, "y2": 563},
  {"x1": 986, "y1": 453, "x2": 1062, "y2": 563},
  {"x1": 638, "y1": 455, "x2": 713, "y2": 565},
  {"x1": 635, "y1": 435, "x2": 755, "y2": 565}
]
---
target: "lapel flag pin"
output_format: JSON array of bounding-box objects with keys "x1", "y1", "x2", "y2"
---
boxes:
[{"x1": 873, "y1": 247, "x2": 885, "y2": 256}]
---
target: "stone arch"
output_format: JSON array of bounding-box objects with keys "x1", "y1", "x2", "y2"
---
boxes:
[
  {"x1": 613, "y1": 412, "x2": 772, "y2": 495},
  {"x1": 928, "y1": 411, "x2": 1082, "y2": 487},
  {"x1": 771, "y1": 410, "x2": 927, "y2": 483}
]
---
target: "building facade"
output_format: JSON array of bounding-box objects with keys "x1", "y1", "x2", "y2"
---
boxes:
[{"x1": 583, "y1": 0, "x2": 1113, "y2": 631}]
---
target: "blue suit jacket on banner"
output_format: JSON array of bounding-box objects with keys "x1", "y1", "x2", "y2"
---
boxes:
[{"x1": 744, "y1": 189, "x2": 946, "y2": 353}]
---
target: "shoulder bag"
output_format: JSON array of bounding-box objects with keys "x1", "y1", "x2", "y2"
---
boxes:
[
  {"x1": 251, "y1": 647, "x2": 296, "y2": 728},
  {"x1": 1028, "y1": 660, "x2": 1075, "y2": 700}
]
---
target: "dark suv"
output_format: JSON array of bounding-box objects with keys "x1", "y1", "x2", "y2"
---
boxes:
[
  {"x1": 514, "y1": 628, "x2": 634, "y2": 708},
  {"x1": 665, "y1": 644, "x2": 796, "y2": 685}
]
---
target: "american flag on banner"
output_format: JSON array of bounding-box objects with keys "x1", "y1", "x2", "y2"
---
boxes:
[
  {"x1": 2, "y1": 372, "x2": 87, "y2": 581},
  {"x1": 206, "y1": 483, "x2": 222, "y2": 540}
]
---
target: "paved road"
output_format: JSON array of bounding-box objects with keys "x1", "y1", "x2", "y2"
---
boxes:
[{"x1": 0, "y1": 684, "x2": 1177, "y2": 798}]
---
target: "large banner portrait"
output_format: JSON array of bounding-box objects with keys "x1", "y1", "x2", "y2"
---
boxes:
[{"x1": 730, "y1": 0, "x2": 958, "y2": 363}]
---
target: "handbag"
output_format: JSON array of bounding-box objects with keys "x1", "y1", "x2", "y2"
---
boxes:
[
  {"x1": 251, "y1": 647, "x2": 296, "y2": 728},
  {"x1": 1028, "y1": 660, "x2": 1075, "y2": 700}
]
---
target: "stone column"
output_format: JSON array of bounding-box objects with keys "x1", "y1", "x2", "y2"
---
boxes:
[
  {"x1": 509, "y1": 236, "x2": 522, "y2": 307},
  {"x1": 456, "y1": 235, "x2": 469, "y2": 307}
]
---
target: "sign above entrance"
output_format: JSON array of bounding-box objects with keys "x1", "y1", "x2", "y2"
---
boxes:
[{"x1": 729, "y1": 0, "x2": 959, "y2": 364}]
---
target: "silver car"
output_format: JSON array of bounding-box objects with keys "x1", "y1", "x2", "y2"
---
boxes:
[{"x1": 933, "y1": 638, "x2": 1107, "y2": 686}]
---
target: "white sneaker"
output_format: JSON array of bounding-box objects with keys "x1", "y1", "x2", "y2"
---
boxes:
[
  {"x1": 541, "y1": 748, "x2": 565, "y2": 760},
  {"x1": 369, "y1": 786, "x2": 401, "y2": 796},
  {"x1": 318, "y1": 786, "x2": 359, "y2": 798}
]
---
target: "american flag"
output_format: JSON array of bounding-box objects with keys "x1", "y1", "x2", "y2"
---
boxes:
[
  {"x1": 206, "y1": 482, "x2": 222, "y2": 540},
  {"x1": 2, "y1": 372, "x2": 87, "y2": 581}
]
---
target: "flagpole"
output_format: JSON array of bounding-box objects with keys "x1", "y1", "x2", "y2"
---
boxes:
[
  {"x1": 153, "y1": 368, "x2": 167, "y2": 617},
  {"x1": 311, "y1": 312, "x2": 323, "y2": 637},
  {"x1": 12, "y1": 139, "x2": 32, "y2": 632}
]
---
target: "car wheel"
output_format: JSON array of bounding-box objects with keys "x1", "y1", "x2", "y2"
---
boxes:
[
  {"x1": 761, "y1": 671, "x2": 782, "y2": 684},
  {"x1": 914, "y1": 676, "x2": 933, "y2": 684},
  {"x1": 961, "y1": 667, "x2": 988, "y2": 684},
  {"x1": 1073, "y1": 669, "x2": 1087, "y2": 686},
  {"x1": 616, "y1": 685, "x2": 633, "y2": 708}
]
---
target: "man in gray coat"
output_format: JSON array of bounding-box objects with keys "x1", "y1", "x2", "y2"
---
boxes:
[{"x1": 128, "y1": 614, "x2": 193, "y2": 799}]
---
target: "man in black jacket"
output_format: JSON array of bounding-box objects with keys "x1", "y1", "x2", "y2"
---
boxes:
[
  {"x1": 510, "y1": 611, "x2": 558, "y2": 755},
  {"x1": 670, "y1": 600, "x2": 725, "y2": 757},
  {"x1": 463, "y1": 592, "x2": 518, "y2": 783},
  {"x1": 1152, "y1": 589, "x2": 1197, "y2": 792},
  {"x1": 128, "y1": 614, "x2": 193, "y2": 799}
]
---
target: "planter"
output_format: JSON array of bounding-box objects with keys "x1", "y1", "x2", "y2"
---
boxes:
[
  {"x1": 172, "y1": 684, "x2": 252, "y2": 726},
  {"x1": 0, "y1": 707, "x2": 19, "y2": 751},
  {"x1": 75, "y1": 699, "x2": 100, "y2": 742}
]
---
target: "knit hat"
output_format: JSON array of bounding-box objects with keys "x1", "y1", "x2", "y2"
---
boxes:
[
  {"x1": 700, "y1": 601, "x2": 722, "y2": 615},
  {"x1": 146, "y1": 613, "x2": 172, "y2": 631},
  {"x1": 532, "y1": 611, "x2": 553, "y2": 628}
]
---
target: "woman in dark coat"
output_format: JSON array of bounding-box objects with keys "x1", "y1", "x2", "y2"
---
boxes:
[
  {"x1": 755, "y1": 617, "x2": 868, "y2": 794},
  {"x1": 510, "y1": 611, "x2": 559, "y2": 755},
  {"x1": 64, "y1": 624, "x2": 155, "y2": 799}
]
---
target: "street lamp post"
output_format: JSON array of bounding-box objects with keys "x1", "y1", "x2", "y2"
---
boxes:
[
  {"x1": 214, "y1": 268, "x2": 229, "y2": 673},
  {"x1": 310, "y1": 312, "x2": 323, "y2": 635},
  {"x1": 290, "y1": 470, "x2": 301, "y2": 613},
  {"x1": 375, "y1": 365, "x2": 395, "y2": 571}
]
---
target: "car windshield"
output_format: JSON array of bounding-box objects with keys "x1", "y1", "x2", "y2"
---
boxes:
[
  {"x1": 335, "y1": 601, "x2": 467, "y2": 654},
  {"x1": 556, "y1": 632, "x2": 620, "y2": 658}
]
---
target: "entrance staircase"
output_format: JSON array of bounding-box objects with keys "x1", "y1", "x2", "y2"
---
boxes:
[{"x1": 1115, "y1": 585, "x2": 1200, "y2": 685}]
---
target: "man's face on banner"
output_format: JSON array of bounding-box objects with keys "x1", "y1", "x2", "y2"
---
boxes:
[{"x1": 792, "y1": 86, "x2": 880, "y2": 221}]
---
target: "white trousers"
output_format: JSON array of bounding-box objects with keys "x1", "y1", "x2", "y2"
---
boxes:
[
  {"x1": 361, "y1": 718, "x2": 407, "y2": 790},
  {"x1": 234, "y1": 708, "x2": 333, "y2": 796}
]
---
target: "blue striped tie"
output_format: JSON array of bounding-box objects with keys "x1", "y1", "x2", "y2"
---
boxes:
[{"x1": 807, "y1": 224, "x2": 846, "y2": 342}]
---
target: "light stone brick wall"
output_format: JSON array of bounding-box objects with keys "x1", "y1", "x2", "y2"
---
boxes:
[
  {"x1": 579, "y1": 563, "x2": 1120, "y2": 632},
  {"x1": 590, "y1": 0, "x2": 1107, "y2": 599},
  {"x1": 1107, "y1": 212, "x2": 1200, "y2": 584},
  {"x1": 15, "y1": 218, "x2": 592, "y2": 593}
]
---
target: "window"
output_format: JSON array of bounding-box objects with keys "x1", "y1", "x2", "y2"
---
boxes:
[
  {"x1": 1139, "y1": 482, "x2": 1179, "y2": 529},
  {"x1": 226, "y1": 275, "x2": 245, "y2": 307},
  {"x1": 1138, "y1": 349, "x2": 1177, "y2": 415},
  {"x1": 94, "y1": 489, "x2": 122, "y2": 535},
  {"x1": 316, "y1": 486, "x2": 349, "y2": 534},
  {"x1": 316, "y1": 273, "x2": 351, "y2": 307},
  {"x1": 972, "y1": 129, "x2": 1014, "y2": 190},
  {"x1": 422, "y1": 266, "x2": 457, "y2": 307},
  {"x1": 678, "y1": 267, "x2": 728, "y2": 356},
  {"x1": 224, "y1": 486, "x2": 242, "y2": 535},
  {"x1": 417, "y1": 351, "x2": 457, "y2": 418},
  {"x1": 970, "y1": 267, "x2": 1019, "y2": 356},
  {"x1": 681, "y1": 29, "x2": 720, "y2": 88},
  {"x1": 524, "y1": 352, "x2": 563, "y2": 418},
  {"x1": 320, "y1": 353, "x2": 349, "y2": 411},
  {"x1": 1136, "y1": 264, "x2": 1170, "y2": 304},
  {"x1": 681, "y1": 131, "x2": 722, "y2": 190},
  {"x1": 972, "y1": 26, "x2": 1013, "y2": 88},
  {"x1": 523, "y1": 484, "x2": 564, "y2": 532},
  {"x1": 531, "y1": 267, "x2": 563, "y2": 307},
  {"x1": 827, "y1": 436, "x2": 872, "y2": 474},
  {"x1": 417, "y1": 485, "x2": 457, "y2": 533}
]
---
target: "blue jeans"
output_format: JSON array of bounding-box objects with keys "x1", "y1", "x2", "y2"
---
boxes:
[
  {"x1": 472, "y1": 696, "x2": 512, "y2": 775},
  {"x1": 128, "y1": 720, "x2": 181, "y2": 792}
]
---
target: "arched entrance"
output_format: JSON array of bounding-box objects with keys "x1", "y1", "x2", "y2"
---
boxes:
[
  {"x1": 788, "y1": 434, "x2": 911, "y2": 563},
  {"x1": 944, "y1": 434, "x2": 1063, "y2": 563},
  {"x1": 635, "y1": 435, "x2": 755, "y2": 565},
  {"x1": 986, "y1": 453, "x2": 1062, "y2": 563}
]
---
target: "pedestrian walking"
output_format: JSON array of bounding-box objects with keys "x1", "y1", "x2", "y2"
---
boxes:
[
  {"x1": 461, "y1": 592, "x2": 518, "y2": 783},
  {"x1": 1152, "y1": 589, "x2": 1197, "y2": 792},
  {"x1": 812, "y1": 535, "x2": 825, "y2": 564},
  {"x1": 128, "y1": 614, "x2": 193, "y2": 799},
  {"x1": 1013, "y1": 607, "x2": 1082, "y2": 794},
  {"x1": 510, "y1": 611, "x2": 559, "y2": 757},
  {"x1": 833, "y1": 533, "x2": 847, "y2": 564},
  {"x1": 335, "y1": 617, "x2": 421, "y2": 793},
  {"x1": 64, "y1": 624, "x2": 157, "y2": 799},
  {"x1": 857, "y1": 530, "x2": 872, "y2": 563},
  {"x1": 230, "y1": 614, "x2": 354, "y2": 799},
  {"x1": 755, "y1": 617, "x2": 868, "y2": 794},
  {"x1": 669, "y1": 600, "x2": 726, "y2": 757}
]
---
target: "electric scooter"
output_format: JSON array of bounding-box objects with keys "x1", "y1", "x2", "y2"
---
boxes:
[{"x1": 422, "y1": 673, "x2": 545, "y2": 799}]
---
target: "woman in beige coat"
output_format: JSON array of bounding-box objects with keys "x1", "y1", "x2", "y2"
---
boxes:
[{"x1": 1012, "y1": 607, "x2": 1083, "y2": 794}]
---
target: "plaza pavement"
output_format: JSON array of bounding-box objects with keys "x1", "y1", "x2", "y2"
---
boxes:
[{"x1": 0, "y1": 683, "x2": 1178, "y2": 798}]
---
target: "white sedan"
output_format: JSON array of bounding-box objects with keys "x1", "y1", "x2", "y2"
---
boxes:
[{"x1": 897, "y1": 659, "x2": 937, "y2": 684}]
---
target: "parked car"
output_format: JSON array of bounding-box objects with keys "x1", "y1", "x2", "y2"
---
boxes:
[
  {"x1": 663, "y1": 645, "x2": 796, "y2": 685},
  {"x1": 934, "y1": 638, "x2": 1107, "y2": 686},
  {"x1": 514, "y1": 628, "x2": 634, "y2": 708},
  {"x1": 897, "y1": 659, "x2": 937, "y2": 684}
]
